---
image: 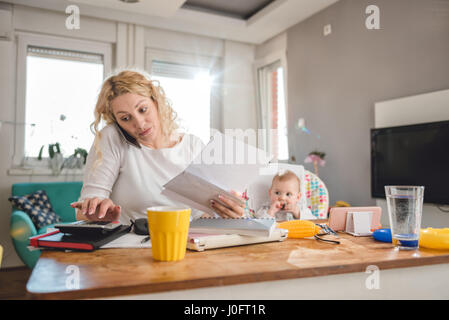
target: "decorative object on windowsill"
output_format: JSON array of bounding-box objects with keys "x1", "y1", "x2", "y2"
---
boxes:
[
  {"x1": 297, "y1": 118, "x2": 321, "y2": 139},
  {"x1": 38, "y1": 143, "x2": 64, "y2": 175},
  {"x1": 304, "y1": 151, "x2": 326, "y2": 176},
  {"x1": 297, "y1": 117, "x2": 325, "y2": 175},
  {"x1": 64, "y1": 148, "x2": 88, "y2": 169}
]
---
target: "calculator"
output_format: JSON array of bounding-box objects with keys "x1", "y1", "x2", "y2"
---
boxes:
[{"x1": 54, "y1": 220, "x2": 123, "y2": 235}]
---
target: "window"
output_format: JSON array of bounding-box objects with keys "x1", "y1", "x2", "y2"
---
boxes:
[
  {"x1": 151, "y1": 61, "x2": 211, "y2": 143},
  {"x1": 256, "y1": 60, "x2": 289, "y2": 161},
  {"x1": 13, "y1": 33, "x2": 111, "y2": 168},
  {"x1": 145, "y1": 48, "x2": 221, "y2": 145},
  {"x1": 25, "y1": 47, "x2": 104, "y2": 158}
]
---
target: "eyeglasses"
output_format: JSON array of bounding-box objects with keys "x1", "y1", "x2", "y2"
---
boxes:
[{"x1": 314, "y1": 224, "x2": 340, "y2": 244}]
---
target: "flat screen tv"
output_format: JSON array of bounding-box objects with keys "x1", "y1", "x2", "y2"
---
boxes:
[{"x1": 371, "y1": 120, "x2": 449, "y2": 205}]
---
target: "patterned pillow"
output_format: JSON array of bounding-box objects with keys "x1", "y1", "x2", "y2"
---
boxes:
[{"x1": 9, "y1": 190, "x2": 61, "y2": 230}]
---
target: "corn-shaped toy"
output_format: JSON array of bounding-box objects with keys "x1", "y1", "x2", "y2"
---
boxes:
[
  {"x1": 419, "y1": 228, "x2": 449, "y2": 249},
  {"x1": 277, "y1": 220, "x2": 322, "y2": 238}
]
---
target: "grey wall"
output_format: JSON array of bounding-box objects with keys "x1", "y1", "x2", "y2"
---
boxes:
[{"x1": 286, "y1": 0, "x2": 449, "y2": 206}]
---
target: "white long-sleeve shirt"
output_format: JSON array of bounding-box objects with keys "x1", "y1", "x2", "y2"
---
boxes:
[{"x1": 80, "y1": 123, "x2": 205, "y2": 224}]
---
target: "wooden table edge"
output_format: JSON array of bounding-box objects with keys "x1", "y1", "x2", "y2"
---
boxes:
[{"x1": 26, "y1": 252, "x2": 449, "y2": 300}]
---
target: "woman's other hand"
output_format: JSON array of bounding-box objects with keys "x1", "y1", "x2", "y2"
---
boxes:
[
  {"x1": 210, "y1": 190, "x2": 245, "y2": 218},
  {"x1": 71, "y1": 198, "x2": 121, "y2": 221}
]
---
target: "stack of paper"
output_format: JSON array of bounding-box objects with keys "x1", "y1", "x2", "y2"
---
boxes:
[
  {"x1": 187, "y1": 229, "x2": 288, "y2": 251},
  {"x1": 189, "y1": 217, "x2": 276, "y2": 237}
]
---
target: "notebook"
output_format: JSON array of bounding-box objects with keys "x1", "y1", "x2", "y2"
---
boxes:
[
  {"x1": 187, "y1": 228, "x2": 288, "y2": 251},
  {"x1": 189, "y1": 217, "x2": 276, "y2": 237},
  {"x1": 29, "y1": 224, "x2": 132, "y2": 251}
]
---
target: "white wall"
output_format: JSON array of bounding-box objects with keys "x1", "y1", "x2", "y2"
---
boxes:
[
  {"x1": 13, "y1": 4, "x2": 116, "y2": 43},
  {"x1": 222, "y1": 40, "x2": 257, "y2": 132},
  {"x1": 254, "y1": 32, "x2": 286, "y2": 60},
  {"x1": 0, "y1": 4, "x2": 258, "y2": 268},
  {"x1": 374, "y1": 89, "x2": 449, "y2": 228}
]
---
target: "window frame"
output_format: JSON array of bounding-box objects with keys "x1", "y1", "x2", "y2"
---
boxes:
[
  {"x1": 145, "y1": 48, "x2": 223, "y2": 137},
  {"x1": 254, "y1": 50, "x2": 289, "y2": 162},
  {"x1": 13, "y1": 32, "x2": 112, "y2": 168}
]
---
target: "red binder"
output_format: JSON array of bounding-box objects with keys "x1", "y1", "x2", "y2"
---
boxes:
[{"x1": 29, "y1": 225, "x2": 131, "y2": 251}]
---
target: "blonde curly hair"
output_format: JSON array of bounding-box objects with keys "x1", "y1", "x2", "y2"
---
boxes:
[{"x1": 91, "y1": 69, "x2": 178, "y2": 167}]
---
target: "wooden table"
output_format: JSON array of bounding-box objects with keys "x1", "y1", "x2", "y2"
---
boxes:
[{"x1": 26, "y1": 231, "x2": 449, "y2": 299}]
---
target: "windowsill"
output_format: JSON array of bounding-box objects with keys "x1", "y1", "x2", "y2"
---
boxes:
[{"x1": 7, "y1": 167, "x2": 85, "y2": 176}]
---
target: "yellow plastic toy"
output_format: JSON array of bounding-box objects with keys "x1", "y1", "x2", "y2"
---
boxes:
[
  {"x1": 419, "y1": 228, "x2": 449, "y2": 250},
  {"x1": 277, "y1": 220, "x2": 322, "y2": 238},
  {"x1": 335, "y1": 200, "x2": 350, "y2": 207}
]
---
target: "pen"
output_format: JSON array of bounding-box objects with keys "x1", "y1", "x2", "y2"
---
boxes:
[{"x1": 141, "y1": 236, "x2": 150, "y2": 244}]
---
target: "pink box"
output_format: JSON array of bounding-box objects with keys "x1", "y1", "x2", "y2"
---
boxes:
[{"x1": 328, "y1": 206, "x2": 382, "y2": 231}]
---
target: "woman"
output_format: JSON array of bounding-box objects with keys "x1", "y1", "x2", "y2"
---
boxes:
[{"x1": 71, "y1": 70, "x2": 244, "y2": 222}]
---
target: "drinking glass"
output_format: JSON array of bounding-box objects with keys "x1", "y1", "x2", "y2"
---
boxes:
[{"x1": 385, "y1": 186, "x2": 424, "y2": 250}]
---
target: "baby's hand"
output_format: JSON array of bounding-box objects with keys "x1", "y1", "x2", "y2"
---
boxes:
[
  {"x1": 283, "y1": 202, "x2": 301, "y2": 219},
  {"x1": 283, "y1": 203, "x2": 295, "y2": 211},
  {"x1": 267, "y1": 201, "x2": 283, "y2": 216}
]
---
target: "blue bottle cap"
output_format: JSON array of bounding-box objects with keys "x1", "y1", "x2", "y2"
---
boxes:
[{"x1": 372, "y1": 228, "x2": 392, "y2": 243}]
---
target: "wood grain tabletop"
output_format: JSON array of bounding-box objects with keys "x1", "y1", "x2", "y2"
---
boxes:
[{"x1": 26, "y1": 232, "x2": 449, "y2": 299}]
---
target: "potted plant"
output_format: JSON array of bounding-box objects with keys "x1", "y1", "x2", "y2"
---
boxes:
[
  {"x1": 304, "y1": 151, "x2": 326, "y2": 176},
  {"x1": 38, "y1": 143, "x2": 64, "y2": 175},
  {"x1": 64, "y1": 148, "x2": 88, "y2": 169}
]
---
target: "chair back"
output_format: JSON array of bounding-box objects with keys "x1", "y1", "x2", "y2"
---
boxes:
[{"x1": 303, "y1": 170, "x2": 329, "y2": 219}]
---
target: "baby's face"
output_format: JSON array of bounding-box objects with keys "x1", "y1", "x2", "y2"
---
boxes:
[{"x1": 269, "y1": 179, "x2": 301, "y2": 208}]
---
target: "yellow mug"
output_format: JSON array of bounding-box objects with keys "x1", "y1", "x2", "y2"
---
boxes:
[{"x1": 146, "y1": 206, "x2": 191, "y2": 262}]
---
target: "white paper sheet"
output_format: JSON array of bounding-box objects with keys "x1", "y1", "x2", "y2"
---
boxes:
[
  {"x1": 162, "y1": 131, "x2": 272, "y2": 216},
  {"x1": 345, "y1": 211, "x2": 373, "y2": 236},
  {"x1": 100, "y1": 233, "x2": 151, "y2": 249}
]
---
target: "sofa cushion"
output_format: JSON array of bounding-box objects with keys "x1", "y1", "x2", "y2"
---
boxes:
[{"x1": 9, "y1": 190, "x2": 61, "y2": 230}]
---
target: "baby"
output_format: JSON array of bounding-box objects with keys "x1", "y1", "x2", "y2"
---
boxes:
[{"x1": 256, "y1": 170, "x2": 302, "y2": 221}]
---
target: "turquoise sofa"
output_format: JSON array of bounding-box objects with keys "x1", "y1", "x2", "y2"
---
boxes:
[{"x1": 10, "y1": 181, "x2": 82, "y2": 268}]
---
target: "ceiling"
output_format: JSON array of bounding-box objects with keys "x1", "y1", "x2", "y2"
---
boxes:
[
  {"x1": 69, "y1": 0, "x2": 186, "y2": 17},
  {"x1": 6, "y1": 0, "x2": 340, "y2": 44},
  {"x1": 182, "y1": 0, "x2": 276, "y2": 20}
]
